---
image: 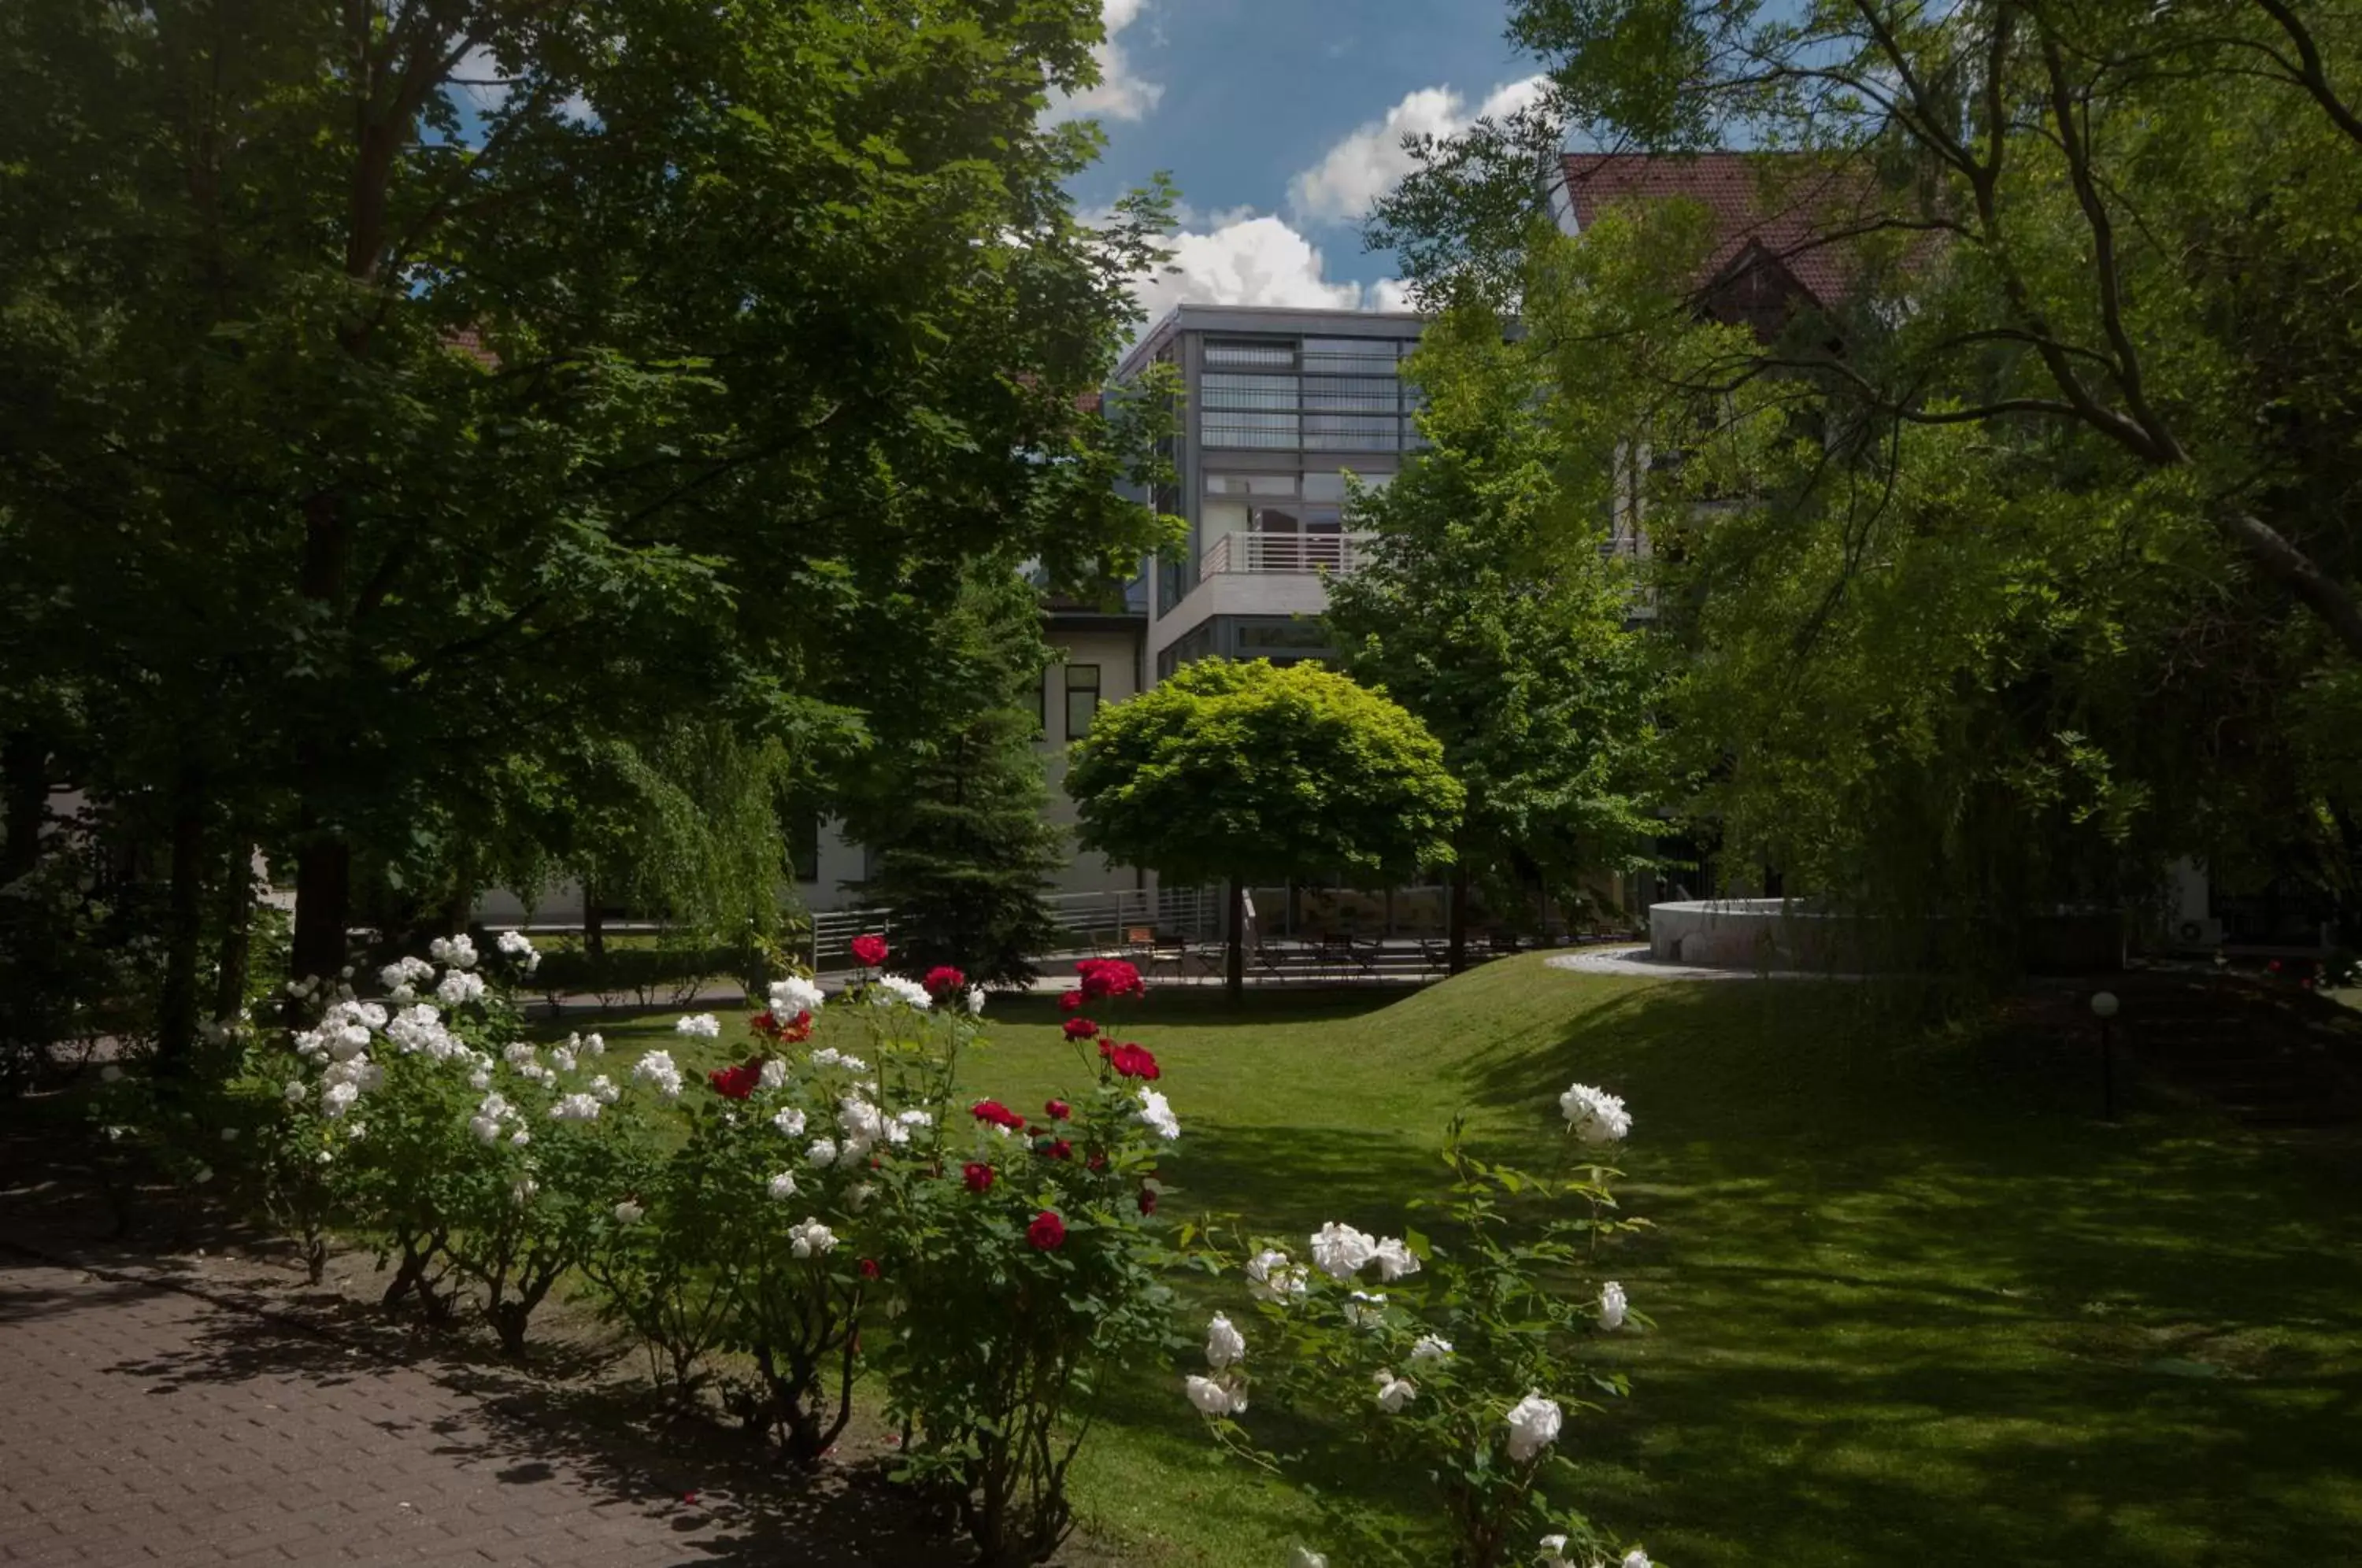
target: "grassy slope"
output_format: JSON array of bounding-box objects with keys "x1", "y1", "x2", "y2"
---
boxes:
[{"x1": 584, "y1": 960, "x2": 2362, "y2": 1566}]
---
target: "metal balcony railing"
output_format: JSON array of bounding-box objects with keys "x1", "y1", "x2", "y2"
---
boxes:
[{"x1": 1198, "y1": 531, "x2": 1377, "y2": 578}]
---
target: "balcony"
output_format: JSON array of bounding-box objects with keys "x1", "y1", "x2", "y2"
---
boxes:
[{"x1": 1198, "y1": 531, "x2": 1378, "y2": 578}]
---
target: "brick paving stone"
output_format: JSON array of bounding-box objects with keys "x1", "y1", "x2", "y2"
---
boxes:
[{"x1": 0, "y1": 1257, "x2": 936, "y2": 1566}]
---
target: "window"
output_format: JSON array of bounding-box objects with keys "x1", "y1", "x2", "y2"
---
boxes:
[
  {"x1": 1064, "y1": 664, "x2": 1101, "y2": 740},
  {"x1": 1205, "y1": 338, "x2": 1294, "y2": 368},
  {"x1": 1204, "y1": 473, "x2": 1298, "y2": 497},
  {"x1": 788, "y1": 808, "x2": 822, "y2": 884}
]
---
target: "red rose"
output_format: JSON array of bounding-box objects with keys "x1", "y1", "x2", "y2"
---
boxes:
[
  {"x1": 707, "y1": 1061, "x2": 761, "y2": 1100},
  {"x1": 780, "y1": 1009, "x2": 814, "y2": 1043},
  {"x1": 750, "y1": 1010, "x2": 783, "y2": 1038},
  {"x1": 1044, "y1": 1100, "x2": 1072, "y2": 1121},
  {"x1": 1076, "y1": 957, "x2": 1144, "y2": 1000},
  {"x1": 1027, "y1": 1211, "x2": 1066, "y2": 1250},
  {"x1": 1105, "y1": 1042, "x2": 1161, "y2": 1082},
  {"x1": 851, "y1": 934, "x2": 888, "y2": 967},
  {"x1": 969, "y1": 1099, "x2": 1026, "y2": 1130},
  {"x1": 2268, "y1": 960, "x2": 2282, "y2": 973},
  {"x1": 1043, "y1": 1139, "x2": 1073, "y2": 1161},
  {"x1": 859, "y1": 1258, "x2": 881, "y2": 1280},
  {"x1": 1137, "y1": 1188, "x2": 1157, "y2": 1217},
  {"x1": 924, "y1": 965, "x2": 967, "y2": 996},
  {"x1": 1087, "y1": 1152, "x2": 1108, "y2": 1172},
  {"x1": 1057, "y1": 989, "x2": 1085, "y2": 1013},
  {"x1": 1061, "y1": 1017, "x2": 1100, "y2": 1040},
  {"x1": 962, "y1": 1162, "x2": 994, "y2": 1193}
]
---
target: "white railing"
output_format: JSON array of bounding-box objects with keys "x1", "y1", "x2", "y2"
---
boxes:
[{"x1": 1199, "y1": 531, "x2": 1378, "y2": 578}]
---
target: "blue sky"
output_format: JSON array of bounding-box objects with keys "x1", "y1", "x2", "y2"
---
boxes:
[{"x1": 1049, "y1": 0, "x2": 1542, "y2": 318}]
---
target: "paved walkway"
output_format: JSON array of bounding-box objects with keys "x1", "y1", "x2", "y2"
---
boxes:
[
  {"x1": 0, "y1": 1241, "x2": 933, "y2": 1567},
  {"x1": 1546, "y1": 945, "x2": 1868, "y2": 982}
]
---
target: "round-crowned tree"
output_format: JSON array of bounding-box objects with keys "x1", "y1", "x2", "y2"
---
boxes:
[{"x1": 1065, "y1": 658, "x2": 1463, "y2": 999}]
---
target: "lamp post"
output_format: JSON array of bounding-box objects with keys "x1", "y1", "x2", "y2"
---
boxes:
[{"x1": 2090, "y1": 990, "x2": 2120, "y2": 1122}]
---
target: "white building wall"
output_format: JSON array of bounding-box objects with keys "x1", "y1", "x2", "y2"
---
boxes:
[{"x1": 1041, "y1": 623, "x2": 1150, "y2": 899}]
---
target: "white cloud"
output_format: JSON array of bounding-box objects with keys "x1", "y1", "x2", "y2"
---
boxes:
[
  {"x1": 1368, "y1": 277, "x2": 1418, "y2": 314},
  {"x1": 1045, "y1": 0, "x2": 1164, "y2": 125},
  {"x1": 1119, "y1": 213, "x2": 1420, "y2": 330},
  {"x1": 1288, "y1": 76, "x2": 1548, "y2": 224}
]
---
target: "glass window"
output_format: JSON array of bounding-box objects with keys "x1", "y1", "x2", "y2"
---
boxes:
[
  {"x1": 1303, "y1": 413, "x2": 1401, "y2": 451},
  {"x1": 1301, "y1": 376, "x2": 1401, "y2": 413},
  {"x1": 1064, "y1": 664, "x2": 1101, "y2": 740},
  {"x1": 1201, "y1": 372, "x2": 1299, "y2": 410},
  {"x1": 1205, "y1": 338, "x2": 1295, "y2": 368},
  {"x1": 788, "y1": 807, "x2": 822, "y2": 883},
  {"x1": 1204, "y1": 473, "x2": 1298, "y2": 497},
  {"x1": 1204, "y1": 412, "x2": 1299, "y2": 449},
  {"x1": 1235, "y1": 618, "x2": 1333, "y2": 652},
  {"x1": 1302, "y1": 338, "x2": 1400, "y2": 375}
]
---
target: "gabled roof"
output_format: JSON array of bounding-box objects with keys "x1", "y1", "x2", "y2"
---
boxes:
[{"x1": 1557, "y1": 152, "x2": 1871, "y2": 312}]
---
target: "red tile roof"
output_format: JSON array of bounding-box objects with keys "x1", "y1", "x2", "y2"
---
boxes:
[{"x1": 1558, "y1": 153, "x2": 1874, "y2": 310}]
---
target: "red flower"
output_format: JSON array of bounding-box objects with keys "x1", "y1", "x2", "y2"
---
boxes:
[
  {"x1": 1057, "y1": 989, "x2": 1085, "y2": 1013},
  {"x1": 707, "y1": 1061, "x2": 762, "y2": 1100},
  {"x1": 851, "y1": 933, "x2": 888, "y2": 967},
  {"x1": 1105, "y1": 1042, "x2": 1161, "y2": 1082},
  {"x1": 750, "y1": 1010, "x2": 783, "y2": 1038},
  {"x1": 1042, "y1": 1139, "x2": 1073, "y2": 1161},
  {"x1": 1137, "y1": 1187, "x2": 1158, "y2": 1217},
  {"x1": 924, "y1": 965, "x2": 967, "y2": 996},
  {"x1": 1086, "y1": 1152, "x2": 1108, "y2": 1172},
  {"x1": 2268, "y1": 960, "x2": 2283, "y2": 973},
  {"x1": 1044, "y1": 1099, "x2": 1072, "y2": 1122},
  {"x1": 1075, "y1": 957, "x2": 1145, "y2": 1000},
  {"x1": 859, "y1": 1258, "x2": 881, "y2": 1280},
  {"x1": 962, "y1": 1162, "x2": 994, "y2": 1193},
  {"x1": 1027, "y1": 1211, "x2": 1067, "y2": 1250},
  {"x1": 779, "y1": 1009, "x2": 814, "y2": 1043},
  {"x1": 1061, "y1": 1017, "x2": 1100, "y2": 1041},
  {"x1": 970, "y1": 1099, "x2": 1026, "y2": 1131}
]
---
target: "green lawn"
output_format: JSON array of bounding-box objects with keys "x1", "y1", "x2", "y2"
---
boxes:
[{"x1": 581, "y1": 960, "x2": 2362, "y2": 1566}]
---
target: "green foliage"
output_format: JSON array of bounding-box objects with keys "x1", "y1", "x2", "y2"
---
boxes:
[
  {"x1": 846, "y1": 570, "x2": 1068, "y2": 987},
  {"x1": 1328, "y1": 301, "x2": 1665, "y2": 929},
  {"x1": 1067, "y1": 659, "x2": 1464, "y2": 889}
]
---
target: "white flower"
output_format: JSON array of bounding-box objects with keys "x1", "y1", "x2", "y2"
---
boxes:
[
  {"x1": 497, "y1": 930, "x2": 535, "y2": 960},
  {"x1": 772, "y1": 1106, "x2": 807, "y2": 1137},
  {"x1": 788, "y1": 1217, "x2": 836, "y2": 1258},
  {"x1": 759, "y1": 1057, "x2": 790, "y2": 1091},
  {"x1": 1343, "y1": 1290, "x2": 1388, "y2": 1327},
  {"x1": 385, "y1": 1004, "x2": 459, "y2": 1060},
  {"x1": 847, "y1": 1182, "x2": 876, "y2": 1212},
  {"x1": 503, "y1": 1041, "x2": 540, "y2": 1071},
  {"x1": 632, "y1": 1049, "x2": 684, "y2": 1100},
  {"x1": 1205, "y1": 1313, "x2": 1246, "y2": 1370},
  {"x1": 1621, "y1": 1550, "x2": 1652, "y2": 1568},
  {"x1": 1135, "y1": 1086, "x2": 1180, "y2": 1141},
  {"x1": 509, "y1": 1128, "x2": 531, "y2": 1147},
  {"x1": 1292, "y1": 1551, "x2": 1328, "y2": 1568},
  {"x1": 964, "y1": 985, "x2": 987, "y2": 1015},
  {"x1": 839, "y1": 1095, "x2": 887, "y2": 1145},
  {"x1": 579, "y1": 1032, "x2": 605, "y2": 1057},
  {"x1": 1559, "y1": 1082, "x2": 1631, "y2": 1145},
  {"x1": 550, "y1": 1093, "x2": 602, "y2": 1122},
  {"x1": 283, "y1": 1080, "x2": 307, "y2": 1104},
  {"x1": 191, "y1": 1165, "x2": 213, "y2": 1184},
  {"x1": 768, "y1": 975, "x2": 826, "y2": 1015},
  {"x1": 510, "y1": 1174, "x2": 538, "y2": 1205},
  {"x1": 1504, "y1": 1392, "x2": 1563, "y2": 1463},
  {"x1": 894, "y1": 1108, "x2": 934, "y2": 1135},
  {"x1": 870, "y1": 974, "x2": 931, "y2": 1010},
  {"x1": 550, "y1": 1045, "x2": 577, "y2": 1073},
  {"x1": 1410, "y1": 1334, "x2": 1454, "y2": 1366},
  {"x1": 1183, "y1": 1373, "x2": 1248, "y2": 1417},
  {"x1": 809, "y1": 1047, "x2": 868, "y2": 1073},
  {"x1": 468, "y1": 1069, "x2": 492, "y2": 1092},
  {"x1": 320, "y1": 1081, "x2": 361, "y2": 1120},
  {"x1": 220, "y1": 1126, "x2": 240, "y2": 1142},
  {"x1": 805, "y1": 1137, "x2": 838, "y2": 1167},
  {"x1": 429, "y1": 934, "x2": 478, "y2": 970},
  {"x1": 1537, "y1": 1535, "x2": 1575, "y2": 1568},
  {"x1": 1597, "y1": 1281, "x2": 1628, "y2": 1332},
  {"x1": 381, "y1": 956, "x2": 435, "y2": 994},
  {"x1": 590, "y1": 1074, "x2": 620, "y2": 1104},
  {"x1": 98, "y1": 1063, "x2": 124, "y2": 1083},
  {"x1": 613, "y1": 1200, "x2": 644, "y2": 1226},
  {"x1": 1246, "y1": 1249, "x2": 1309, "y2": 1303},
  {"x1": 767, "y1": 1170, "x2": 799, "y2": 1201},
  {"x1": 1372, "y1": 1236, "x2": 1421, "y2": 1282},
  {"x1": 1374, "y1": 1371, "x2": 1417, "y2": 1414},
  {"x1": 435, "y1": 969, "x2": 486, "y2": 1008},
  {"x1": 675, "y1": 1013, "x2": 721, "y2": 1039},
  {"x1": 1309, "y1": 1222, "x2": 1377, "y2": 1280}
]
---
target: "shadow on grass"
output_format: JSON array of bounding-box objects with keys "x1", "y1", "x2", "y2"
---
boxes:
[{"x1": 1437, "y1": 974, "x2": 2362, "y2": 1567}]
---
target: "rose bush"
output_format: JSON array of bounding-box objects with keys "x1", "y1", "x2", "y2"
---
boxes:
[{"x1": 1188, "y1": 1086, "x2": 1659, "y2": 1568}]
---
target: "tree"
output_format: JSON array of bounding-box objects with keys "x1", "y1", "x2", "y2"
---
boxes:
[
  {"x1": 1327, "y1": 305, "x2": 1664, "y2": 970},
  {"x1": 844, "y1": 570, "x2": 1067, "y2": 988},
  {"x1": 1066, "y1": 660, "x2": 1464, "y2": 1001},
  {"x1": 0, "y1": 0, "x2": 1177, "y2": 1058}
]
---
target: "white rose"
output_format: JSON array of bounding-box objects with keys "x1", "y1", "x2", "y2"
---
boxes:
[
  {"x1": 1205, "y1": 1313, "x2": 1246, "y2": 1370},
  {"x1": 1504, "y1": 1392, "x2": 1563, "y2": 1463},
  {"x1": 1597, "y1": 1281, "x2": 1628, "y2": 1331}
]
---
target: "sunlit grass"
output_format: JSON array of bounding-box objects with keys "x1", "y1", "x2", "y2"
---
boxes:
[{"x1": 573, "y1": 959, "x2": 2362, "y2": 1566}]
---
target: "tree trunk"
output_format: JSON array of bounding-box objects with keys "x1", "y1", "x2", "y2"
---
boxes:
[
  {"x1": 291, "y1": 834, "x2": 352, "y2": 984},
  {"x1": 1, "y1": 730, "x2": 44, "y2": 886},
  {"x1": 157, "y1": 773, "x2": 209, "y2": 1073},
  {"x1": 1226, "y1": 878, "x2": 1246, "y2": 1004},
  {"x1": 583, "y1": 876, "x2": 605, "y2": 962},
  {"x1": 1446, "y1": 864, "x2": 1471, "y2": 975},
  {"x1": 213, "y1": 841, "x2": 255, "y2": 1024}
]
